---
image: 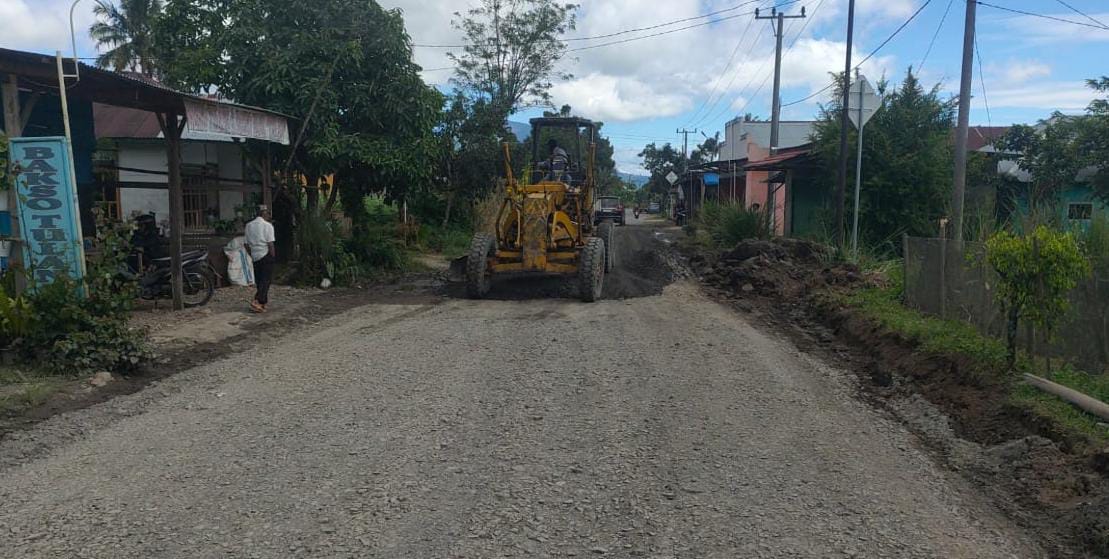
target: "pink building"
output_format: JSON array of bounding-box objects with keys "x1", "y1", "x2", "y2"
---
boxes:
[{"x1": 716, "y1": 119, "x2": 815, "y2": 236}]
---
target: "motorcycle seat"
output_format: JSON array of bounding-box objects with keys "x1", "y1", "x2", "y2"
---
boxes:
[{"x1": 151, "y1": 250, "x2": 208, "y2": 266}]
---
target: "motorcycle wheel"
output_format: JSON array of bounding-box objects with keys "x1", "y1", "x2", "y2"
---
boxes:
[{"x1": 182, "y1": 267, "x2": 215, "y2": 307}]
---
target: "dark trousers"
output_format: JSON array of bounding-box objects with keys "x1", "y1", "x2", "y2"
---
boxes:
[{"x1": 254, "y1": 253, "x2": 275, "y2": 305}]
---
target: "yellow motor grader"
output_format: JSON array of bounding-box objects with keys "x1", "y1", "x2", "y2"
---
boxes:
[{"x1": 465, "y1": 117, "x2": 614, "y2": 301}]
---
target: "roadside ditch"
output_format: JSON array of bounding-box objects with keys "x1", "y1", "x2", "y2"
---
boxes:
[{"x1": 683, "y1": 236, "x2": 1109, "y2": 557}]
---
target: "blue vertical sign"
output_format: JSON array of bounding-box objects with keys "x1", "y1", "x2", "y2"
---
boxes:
[{"x1": 9, "y1": 137, "x2": 85, "y2": 286}]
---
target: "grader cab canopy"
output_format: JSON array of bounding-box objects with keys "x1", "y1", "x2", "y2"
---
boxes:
[{"x1": 462, "y1": 116, "x2": 616, "y2": 301}]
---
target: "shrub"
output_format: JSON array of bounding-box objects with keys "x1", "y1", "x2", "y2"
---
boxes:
[
  {"x1": 0, "y1": 211, "x2": 152, "y2": 373},
  {"x1": 693, "y1": 202, "x2": 770, "y2": 248},
  {"x1": 1079, "y1": 214, "x2": 1109, "y2": 273},
  {"x1": 986, "y1": 226, "x2": 1091, "y2": 370}
]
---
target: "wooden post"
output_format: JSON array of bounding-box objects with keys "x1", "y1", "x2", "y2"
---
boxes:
[
  {"x1": 902, "y1": 234, "x2": 910, "y2": 303},
  {"x1": 261, "y1": 144, "x2": 272, "y2": 210},
  {"x1": 159, "y1": 111, "x2": 186, "y2": 310},
  {"x1": 1, "y1": 75, "x2": 20, "y2": 135},
  {"x1": 939, "y1": 233, "x2": 948, "y2": 319},
  {"x1": 2, "y1": 75, "x2": 25, "y2": 294}
]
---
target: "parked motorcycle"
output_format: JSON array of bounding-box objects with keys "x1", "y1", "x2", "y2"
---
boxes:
[
  {"x1": 123, "y1": 248, "x2": 215, "y2": 307},
  {"x1": 123, "y1": 214, "x2": 214, "y2": 307}
]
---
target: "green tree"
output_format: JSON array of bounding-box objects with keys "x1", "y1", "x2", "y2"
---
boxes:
[
  {"x1": 154, "y1": 0, "x2": 442, "y2": 220},
  {"x1": 437, "y1": 93, "x2": 513, "y2": 226},
  {"x1": 638, "y1": 142, "x2": 684, "y2": 197},
  {"x1": 811, "y1": 69, "x2": 954, "y2": 250},
  {"x1": 1080, "y1": 76, "x2": 1109, "y2": 202},
  {"x1": 690, "y1": 132, "x2": 720, "y2": 165},
  {"x1": 89, "y1": 0, "x2": 163, "y2": 76},
  {"x1": 448, "y1": 0, "x2": 578, "y2": 118},
  {"x1": 996, "y1": 118, "x2": 1090, "y2": 220},
  {"x1": 986, "y1": 226, "x2": 1091, "y2": 370}
]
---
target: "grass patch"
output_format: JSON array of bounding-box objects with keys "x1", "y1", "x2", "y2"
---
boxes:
[
  {"x1": 842, "y1": 285, "x2": 1009, "y2": 377},
  {"x1": 420, "y1": 225, "x2": 471, "y2": 259},
  {"x1": 0, "y1": 367, "x2": 64, "y2": 414},
  {"x1": 839, "y1": 282, "x2": 1109, "y2": 444},
  {"x1": 1011, "y1": 385, "x2": 1109, "y2": 443}
]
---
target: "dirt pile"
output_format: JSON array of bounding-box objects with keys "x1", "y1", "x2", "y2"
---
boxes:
[{"x1": 691, "y1": 238, "x2": 862, "y2": 299}]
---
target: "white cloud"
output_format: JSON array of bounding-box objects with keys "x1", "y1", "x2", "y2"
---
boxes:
[
  {"x1": 1003, "y1": 61, "x2": 1051, "y2": 85},
  {"x1": 549, "y1": 73, "x2": 690, "y2": 122},
  {"x1": 0, "y1": 0, "x2": 98, "y2": 55},
  {"x1": 988, "y1": 82, "x2": 1096, "y2": 111}
]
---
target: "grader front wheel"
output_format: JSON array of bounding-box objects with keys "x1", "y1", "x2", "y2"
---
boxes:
[
  {"x1": 578, "y1": 237, "x2": 605, "y2": 302},
  {"x1": 466, "y1": 233, "x2": 497, "y2": 298}
]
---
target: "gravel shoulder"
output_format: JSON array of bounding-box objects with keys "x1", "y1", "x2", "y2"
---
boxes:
[{"x1": 0, "y1": 223, "x2": 1045, "y2": 557}]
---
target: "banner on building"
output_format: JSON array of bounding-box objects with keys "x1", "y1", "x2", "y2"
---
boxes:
[
  {"x1": 10, "y1": 137, "x2": 85, "y2": 286},
  {"x1": 183, "y1": 99, "x2": 290, "y2": 145},
  {"x1": 704, "y1": 173, "x2": 720, "y2": 186}
]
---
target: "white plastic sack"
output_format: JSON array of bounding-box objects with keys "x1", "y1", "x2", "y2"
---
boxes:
[{"x1": 224, "y1": 236, "x2": 255, "y2": 286}]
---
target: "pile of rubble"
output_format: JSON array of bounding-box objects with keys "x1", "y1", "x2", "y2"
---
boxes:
[{"x1": 690, "y1": 238, "x2": 863, "y2": 299}]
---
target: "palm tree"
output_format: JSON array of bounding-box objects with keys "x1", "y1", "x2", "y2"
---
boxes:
[{"x1": 89, "y1": 0, "x2": 163, "y2": 76}]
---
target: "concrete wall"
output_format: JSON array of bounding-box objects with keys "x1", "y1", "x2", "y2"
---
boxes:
[{"x1": 117, "y1": 141, "x2": 250, "y2": 223}]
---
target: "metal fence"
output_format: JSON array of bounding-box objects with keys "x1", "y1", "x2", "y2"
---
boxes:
[{"x1": 903, "y1": 237, "x2": 1109, "y2": 375}]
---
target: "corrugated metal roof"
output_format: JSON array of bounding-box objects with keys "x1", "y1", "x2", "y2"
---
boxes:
[{"x1": 0, "y1": 47, "x2": 291, "y2": 119}]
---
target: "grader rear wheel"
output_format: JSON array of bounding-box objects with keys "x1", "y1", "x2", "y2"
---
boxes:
[
  {"x1": 598, "y1": 220, "x2": 615, "y2": 272},
  {"x1": 578, "y1": 237, "x2": 605, "y2": 302},
  {"x1": 466, "y1": 233, "x2": 497, "y2": 298}
]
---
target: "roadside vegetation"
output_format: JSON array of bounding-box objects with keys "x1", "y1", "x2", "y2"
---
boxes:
[
  {"x1": 838, "y1": 271, "x2": 1109, "y2": 445},
  {"x1": 688, "y1": 202, "x2": 771, "y2": 249},
  {"x1": 0, "y1": 211, "x2": 152, "y2": 414}
]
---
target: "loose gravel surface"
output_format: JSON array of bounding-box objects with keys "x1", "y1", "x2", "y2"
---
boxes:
[{"x1": 0, "y1": 222, "x2": 1044, "y2": 558}]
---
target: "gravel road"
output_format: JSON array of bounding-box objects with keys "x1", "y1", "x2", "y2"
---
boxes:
[{"x1": 0, "y1": 221, "x2": 1043, "y2": 558}]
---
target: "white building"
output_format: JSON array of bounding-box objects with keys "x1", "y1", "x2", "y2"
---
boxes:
[{"x1": 93, "y1": 101, "x2": 285, "y2": 233}]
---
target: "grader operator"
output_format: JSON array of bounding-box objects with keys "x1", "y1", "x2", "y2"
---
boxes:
[{"x1": 464, "y1": 117, "x2": 615, "y2": 301}]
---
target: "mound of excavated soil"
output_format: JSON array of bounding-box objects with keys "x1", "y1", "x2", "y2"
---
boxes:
[{"x1": 691, "y1": 237, "x2": 862, "y2": 299}]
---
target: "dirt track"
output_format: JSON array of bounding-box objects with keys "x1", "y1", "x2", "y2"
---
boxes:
[{"x1": 0, "y1": 217, "x2": 1046, "y2": 557}]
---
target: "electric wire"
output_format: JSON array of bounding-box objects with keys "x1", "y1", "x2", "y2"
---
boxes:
[
  {"x1": 917, "y1": 0, "x2": 955, "y2": 73},
  {"x1": 1053, "y1": 0, "x2": 1109, "y2": 29},
  {"x1": 780, "y1": 0, "x2": 932, "y2": 107},
  {"x1": 976, "y1": 1, "x2": 1109, "y2": 31},
  {"x1": 696, "y1": 2, "x2": 818, "y2": 128},
  {"x1": 685, "y1": 0, "x2": 770, "y2": 126},
  {"x1": 974, "y1": 34, "x2": 993, "y2": 132},
  {"x1": 412, "y1": 0, "x2": 780, "y2": 48}
]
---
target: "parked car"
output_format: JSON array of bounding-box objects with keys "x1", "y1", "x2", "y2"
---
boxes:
[
  {"x1": 594, "y1": 196, "x2": 626, "y2": 226},
  {"x1": 648, "y1": 201, "x2": 661, "y2": 214}
]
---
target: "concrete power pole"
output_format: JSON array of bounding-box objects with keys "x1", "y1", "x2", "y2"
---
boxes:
[
  {"x1": 835, "y1": 0, "x2": 855, "y2": 248},
  {"x1": 677, "y1": 127, "x2": 697, "y2": 217},
  {"x1": 676, "y1": 127, "x2": 698, "y2": 160},
  {"x1": 756, "y1": 6, "x2": 806, "y2": 156},
  {"x1": 950, "y1": 0, "x2": 977, "y2": 245}
]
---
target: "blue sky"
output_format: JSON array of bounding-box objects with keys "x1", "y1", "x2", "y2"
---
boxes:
[{"x1": 5, "y1": 0, "x2": 1108, "y2": 173}]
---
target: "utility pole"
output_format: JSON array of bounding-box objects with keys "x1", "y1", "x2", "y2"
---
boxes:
[
  {"x1": 951, "y1": 0, "x2": 977, "y2": 246},
  {"x1": 835, "y1": 0, "x2": 856, "y2": 248},
  {"x1": 677, "y1": 128, "x2": 697, "y2": 219},
  {"x1": 676, "y1": 127, "x2": 698, "y2": 160},
  {"x1": 756, "y1": 6, "x2": 806, "y2": 155}
]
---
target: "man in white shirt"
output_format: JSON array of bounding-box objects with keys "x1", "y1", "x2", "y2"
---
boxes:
[{"x1": 244, "y1": 206, "x2": 276, "y2": 313}]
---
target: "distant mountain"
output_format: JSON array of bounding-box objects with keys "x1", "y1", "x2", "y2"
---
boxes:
[
  {"x1": 507, "y1": 121, "x2": 530, "y2": 141},
  {"x1": 618, "y1": 171, "x2": 649, "y2": 187}
]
